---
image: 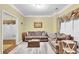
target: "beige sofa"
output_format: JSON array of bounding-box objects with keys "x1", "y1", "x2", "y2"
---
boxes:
[
  {"x1": 22, "y1": 31, "x2": 48, "y2": 42},
  {"x1": 48, "y1": 33, "x2": 75, "y2": 54}
]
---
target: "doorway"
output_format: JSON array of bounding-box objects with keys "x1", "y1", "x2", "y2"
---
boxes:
[{"x1": 2, "y1": 10, "x2": 18, "y2": 53}]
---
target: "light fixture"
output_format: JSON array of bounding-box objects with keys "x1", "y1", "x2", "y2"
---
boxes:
[{"x1": 33, "y1": 4, "x2": 45, "y2": 9}]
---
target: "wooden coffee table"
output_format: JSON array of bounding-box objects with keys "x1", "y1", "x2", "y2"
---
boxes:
[{"x1": 28, "y1": 39, "x2": 40, "y2": 47}]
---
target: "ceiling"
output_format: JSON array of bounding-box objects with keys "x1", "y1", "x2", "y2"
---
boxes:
[{"x1": 14, "y1": 4, "x2": 68, "y2": 16}]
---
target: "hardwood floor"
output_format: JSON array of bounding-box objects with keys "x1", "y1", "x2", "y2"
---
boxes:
[{"x1": 9, "y1": 42, "x2": 55, "y2": 54}]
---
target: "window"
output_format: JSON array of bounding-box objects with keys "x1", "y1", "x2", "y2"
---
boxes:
[{"x1": 60, "y1": 18, "x2": 79, "y2": 43}]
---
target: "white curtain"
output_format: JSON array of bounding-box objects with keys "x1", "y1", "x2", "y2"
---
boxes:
[
  {"x1": 74, "y1": 19, "x2": 79, "y2": 43},
  {"x1": 60, "y1": 21, "x2": 66, "y2": 33},
  {"x1": 65, "y1": 20, "x2": 73, "y2": 35},
  {"x1": 60, "y1": 20, "x2": 73, "y2": 35}
]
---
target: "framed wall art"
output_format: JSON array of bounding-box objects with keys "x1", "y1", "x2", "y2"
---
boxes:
[{"x1": 34, "y1": 22, "x2": 42, "y2": 28}]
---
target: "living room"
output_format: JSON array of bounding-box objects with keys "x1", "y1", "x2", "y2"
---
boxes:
[{"x1": 0, "y1": 4, "x2": 79, "y2": 54}]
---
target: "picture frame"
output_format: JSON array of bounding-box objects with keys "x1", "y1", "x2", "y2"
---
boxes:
[{"x1": 34, "y1": 22, "x2": 42, "y2": 28}]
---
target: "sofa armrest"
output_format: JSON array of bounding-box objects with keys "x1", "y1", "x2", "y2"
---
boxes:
[{"x1": 22, "y1": 32, "x2": 27, "y2": 41}]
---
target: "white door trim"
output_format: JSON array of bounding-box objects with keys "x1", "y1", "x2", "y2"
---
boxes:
[{"x1": 2, "y1": 10, "x2": 22, "y2": 45}]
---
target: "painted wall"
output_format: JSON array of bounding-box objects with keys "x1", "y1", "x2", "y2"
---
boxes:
[
  {"x1": 51, "y1": 15, "x2": 59, "y2": 32},
  {"x1": 1, "y1": 4, "x2": 24, "y2": 44},
  {"x1": 24, "y1": 17, "x2": 57, "y2": 32}
]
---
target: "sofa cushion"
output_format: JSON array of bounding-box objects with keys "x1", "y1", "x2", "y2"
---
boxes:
[
  {"x1": 28, "y1": 31, "x2": 42, "y2": 36},
  {"x1": 48, "y1": 38, "x2": 56, "y2": 42},
  {"x1": 51, "y1": 40, "x2": 58, "y2": 48},
  {"x1": 42, "y1": 31, "x2": 48, "y2": 36},
  {"x1": 25, "y1": 36, "x2": 48, "y2": 39},
  {"x1": 47, "y1": 32, "x2": 57, "y2": 39},
  {"x1": 66, "y1": 35, "x2": 73, "y2": 40},
  {"x1": 28, "y1": 32, "x2": 34, "y2": 36},
  {"x1": 35, "y1": 31, "x2": 42, "y2": 36},
  {"x1": 27, "y1": 31, "x2": 48, "y2": 36}
]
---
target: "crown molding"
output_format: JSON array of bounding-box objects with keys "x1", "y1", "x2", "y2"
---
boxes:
[{"x1": 9, "y1": 4, "x2": 24, "y2": 16}]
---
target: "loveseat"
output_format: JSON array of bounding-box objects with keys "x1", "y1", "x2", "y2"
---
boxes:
[{"x1": 22, "y1": 31, "x2": 48, "y2": 42}]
